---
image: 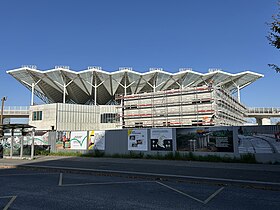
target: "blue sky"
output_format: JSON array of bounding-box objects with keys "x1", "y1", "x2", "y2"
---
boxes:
[{"x1": 0, "y1": 0, "x2": 279, "y2": 107}]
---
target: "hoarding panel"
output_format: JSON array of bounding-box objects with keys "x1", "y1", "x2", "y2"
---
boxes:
[
  {"x1": 128, "y1": 129, "x2": 148, "y2": 151},
  {"x1": 88, "y1": 130, "x2": 105, "y2": 150},
  {"x1": 150, "y1": 128, "x2": 173, "y2": 151},
  {"x1": 70, "y1": 131, "x2": 88, "y2": 150}
]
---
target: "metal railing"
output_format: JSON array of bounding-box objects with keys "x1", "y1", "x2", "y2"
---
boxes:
[
  {"x1": 3, "y1": 106, "x2": 30, "y2": 115},
  {"x1": 246, "y1": 107, "x2": 280, "y2": 114}
]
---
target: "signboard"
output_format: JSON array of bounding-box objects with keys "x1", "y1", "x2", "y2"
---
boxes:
[
  {"x1": 88, "y1": 130, "x2": 105, "y2": 150},
  {"x1": 150, "y1": 128, "x2": 173, "y2": 151},
  {"x1": 176, "y1": 127, "x2": 233, "y2": 152},
  {"x1": 128, "y1": 129, "x2": 148, "y2": 151},
  {"x1": 70, "y1": 131, "x2": 87, "y2": 150}
]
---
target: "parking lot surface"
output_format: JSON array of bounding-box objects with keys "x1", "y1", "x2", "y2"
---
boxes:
[{"x1": 1, "y1": 168, "x2": 280, "y2": 210}]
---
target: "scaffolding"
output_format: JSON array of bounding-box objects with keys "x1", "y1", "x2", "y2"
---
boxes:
[{"x1": 116, "y1": 85, "x2": 246, "y2": 128}]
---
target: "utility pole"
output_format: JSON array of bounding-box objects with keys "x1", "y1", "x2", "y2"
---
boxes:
[
  {"x1": 0, "y1": 96, "x2": 7, "y2": 125},
  {"x1": 0, "y1": 96, "x2": 7, "y2": 137}
]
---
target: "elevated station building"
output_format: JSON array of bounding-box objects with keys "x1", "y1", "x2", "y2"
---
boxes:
[{"x1": 7, "y1": 66, "x2": 263, "y2": 131}]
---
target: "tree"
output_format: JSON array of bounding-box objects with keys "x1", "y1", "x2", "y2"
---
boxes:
[{"x1": 267, "y1": 1, "x2": 280, "y2": 73}]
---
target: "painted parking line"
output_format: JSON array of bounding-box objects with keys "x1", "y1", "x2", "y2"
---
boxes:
[
  {"x1": 156, "y1": 181, "x2": 224, "y2": 204},
  {"x1": 58, "y1": 173, "x2": 63, "y2": 186},
  {"x1": 0, "y1": 196, "x2": 17, "y2": 210},
  {"x1": 0, "y1": 172, "x2": 58, "y2": 177},
  {"x1": 57, "y1": 172, "x2": 154, "y2": 187},
  {"x1": 61, "y1": 180, "x2": 155, "y2": 187},
  {"x1": 22, "y1": 164, "x2": 280, "y2": 187}
]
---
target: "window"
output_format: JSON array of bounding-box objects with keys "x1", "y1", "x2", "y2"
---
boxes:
[
  {"x1": 100, "y1": 113, "x2": 120, "y2": 123},
  {"x1": 32, "y1": 111, "x2": 42, "y2": 121}
]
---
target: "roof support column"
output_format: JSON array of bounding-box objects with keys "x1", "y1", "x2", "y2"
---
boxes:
[
  {"x1": 115, "y1": 73, "x2": 135, "y2": 96},
  {"x1": 31, "y1": 83, "x2": 35, "y2": 105},
  {"x1": 93, "y1": 74, "x2": 106, "y2": 105},
  {"x1": 147, "y1": 81, "x2": 165, "y2": 93},
  {"x1": 85, "y1": 80, "x2": 104, "y2": 106},
  {"x1": 237, "y1": 85, "x2": 240, "y2": 103},
  {"x1": 118, "y1": 80, "x2": 135, "y2": 96},
  {"x1": 21, "y1": 79, "x2": 41, "y2": 106},
  {"x1": 56, "y1": 80, "x2": 73, "y2": 104},
  {"x1": 231, "y1": 81, "x2": 240, "y2": 103},
  {"x1": 63, "y1": 84, "x2": 66, "y2": 104}
]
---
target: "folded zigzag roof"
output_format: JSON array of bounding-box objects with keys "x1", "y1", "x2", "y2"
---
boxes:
[{"x1": 7, "y1": 67, "x2": 263, "y2": 105}]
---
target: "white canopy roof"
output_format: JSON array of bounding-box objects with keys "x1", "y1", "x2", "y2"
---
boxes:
[{"x1": 7, "y1": 67, "x2": 263, "y2": 105}]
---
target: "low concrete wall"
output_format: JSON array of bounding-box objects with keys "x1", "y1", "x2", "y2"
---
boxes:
[{"x1": 255, "y1": 153, "x2": 280, "y2": 164}]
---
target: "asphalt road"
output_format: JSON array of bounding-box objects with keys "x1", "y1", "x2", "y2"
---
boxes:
[
  {"x1": 1, "y1": 168, "x2": 280, "y2": 210},
  {"x1": 8, "y1": 156, "x2": 280, "y2": 186}
]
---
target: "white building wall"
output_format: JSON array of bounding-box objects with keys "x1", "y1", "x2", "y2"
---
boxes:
[
  {"x1": 29, "y1": 103, "x2": 119, "y2": 131},
  {"x1": 29, "y1": 104, "x2": 57, "y2": 130}
]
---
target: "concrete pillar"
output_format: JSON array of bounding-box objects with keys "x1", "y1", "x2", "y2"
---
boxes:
[
  {"x1": 256, "y1": 117, "x2": 271, "y2": 125},
  {"x1": 256, "y1": 118, "x2": 262, "y2": 125},
  {"x1": 262, "y1": 118, "x2": 271, "y2": 125}
]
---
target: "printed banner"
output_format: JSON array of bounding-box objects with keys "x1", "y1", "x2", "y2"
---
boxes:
[
  {"x1": 128, "y1": 129, "x2": 148, "y2": 151},
  {"x1": 56, "y1": 131, "x2": 71, "y2": 150},
  {"x1": 150, "y1": 129, "x2": 173, "y2": 151},
  {"x1": 176, "y1": 127, "x2": 234, "y2": 152},
  {"x1": 88, "y1": 130, "x2": 105, "y2": 150},
  {"x1": 237, "y1": 125, "x2": 280, "y2": 154},
  {"x1": 70, "y1": 131, "x2": 88, "y2": 150}
]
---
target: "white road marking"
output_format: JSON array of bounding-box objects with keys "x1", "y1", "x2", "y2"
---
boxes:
[
  {"x1": 21, "y1": 164, "x2": 280, "y2": 187},
  {"x1": 204, "y1": 187, "x2": 225, "y2": 204},
  {"x1": 156, "y1": 181, "x2": 224, "y2": 204},
  {"x1": 0, "y1": 172, "x2": 57, "y2": 177},
  {"x1": 1, "y1": 196, "x2": 17, "y2": 210},
  {"x1": 61, "y1": 180, "x2": 154, "y2": 187},
  {"x1": 156, "y1": 181, "x2": 204, "y2": 204},
  {"x1": 58, "y1": 173, "x2": 63, "y2": 186}
]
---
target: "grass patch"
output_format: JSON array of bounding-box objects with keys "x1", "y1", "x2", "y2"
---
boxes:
[{"x1": 46, "y1": 150, "x2": 257, "y2": 164}]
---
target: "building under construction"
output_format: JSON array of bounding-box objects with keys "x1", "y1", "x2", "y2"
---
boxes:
[
  {"x1": 6, "y1": 66, "x2": 263, "y2": 130},
  {"x1": 117, "y1": 85, "x2": 247, "y2": 128}
]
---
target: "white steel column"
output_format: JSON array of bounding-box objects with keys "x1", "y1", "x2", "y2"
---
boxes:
[
  {"x1": 55, "y1": 80, "x2": 73, "y2": 104},
  {"x1": 117, "y1": 80, "x2": 135, "y2": 96},
  {"x1": 22, "y1": 79, "x2": 41, "y2": 106},
  {"x1": 94, "y1": 75, "x2": 97, "y2": 105},
  {"x1": 63, "y1": 84, "x2": 66, "y2": 104},
  {"x1": 237, "y1": 86, "x2": 240, "y2": 103},
  {"x1": 146, "y1": 81, "x2": 165, "y2": 93},
  {"x1": 85, "y1": 75, "x2": 105, "y2": 105},
  {"x1": 31, "y1": 83, "x2": 35, "y2": 105},
  {"x1": 231, "y1": 80, "x2": 241, "y2": 103}
]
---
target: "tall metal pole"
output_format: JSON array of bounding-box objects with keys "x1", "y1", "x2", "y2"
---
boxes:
[
  {"x1": 31, "y1": 128, "x2": 35, "y2": 159},
  {"x1": 20, "y1": 135, "x2": 23, "y2": 158},
  {"x1": 1, "y1": 96, "x2": 7, "y2": 125},
  {"x1": 10, "y1": 129, "x2": 14, "y2": 157}
]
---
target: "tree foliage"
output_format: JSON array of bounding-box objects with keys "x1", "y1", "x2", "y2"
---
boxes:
[{"x1": 268, "y1": 1, "x2": 280, "y2": 73}]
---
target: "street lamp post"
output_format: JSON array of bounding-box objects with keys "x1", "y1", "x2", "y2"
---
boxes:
[
  {"x1": 0, "y1": 97, "x2": 7, "y2": 138},
  {"x1": 0, "y1": 96, "x2": 7, "y2": 125}
]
